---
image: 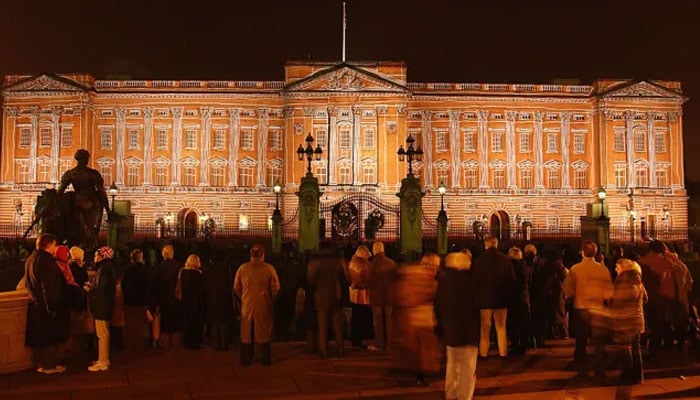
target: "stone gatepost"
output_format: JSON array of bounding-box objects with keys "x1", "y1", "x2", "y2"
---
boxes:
[
  {"x1": 297, "y1": 174, "x2": 321, "y2": 255},
  {"x1": 271, "y1": 209, "x2": 283, "y2": 254},
  {"x1": 397, "y1": 175, "x2": 424, "y2": 262},
  {"x1": 437, "y1": 208, "x2": 449, "y2": 256},
  {"x1": 581, "y1": 201, "x2": 611, "y2": 256}
]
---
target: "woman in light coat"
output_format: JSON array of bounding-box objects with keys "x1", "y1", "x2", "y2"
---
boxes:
[
  {"x1": 612, "y1": 259, "x2": 648, "y2": 384},
  {"x1": 347, "y1": 245, "x2": 373, "y2": 348}
]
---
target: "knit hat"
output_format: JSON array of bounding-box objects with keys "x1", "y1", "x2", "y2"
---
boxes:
[{"x1": 96, "y1": 246, "x2": 114, "y2": 260}]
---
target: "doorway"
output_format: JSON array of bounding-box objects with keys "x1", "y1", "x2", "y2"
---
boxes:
[
  {"x1": 489, "y1": 210, "x2": 510, "y2": 241},
  {"x1": 179, "y1": 208, "x2": 199, "y2": 238}
]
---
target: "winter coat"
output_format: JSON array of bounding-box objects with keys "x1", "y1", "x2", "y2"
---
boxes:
[
  {"x1": 69, "y1": 261, "x2": 88, "y2": 288},
  {"x1": 122, "y1": 262, "x2": 151, "y2": 307},
  {"x1": 87, "y1": 260, "x2": 116, "y2": 321},
  {"x1": 394, "y1": 263, "x2": 437, "y2": 329},
  {"x1": 151, "y1": 258, "x2": 184, "y2": 333},
  {"x1": 563, "y1": 257, "x2": 613, "y2": 310},
  {"x1": 639, "y1": 252, "x2": 676, "y2": 300},
  {"x1": 234, "y1": 259, "x2": 280, "y2": 344},
  {"x1": 204, "y1": 266, "x2": 234, "y2": 325},
  {"x1": 24, "y1": 249, "x2": 71, "y2": 348},
  {"x1": 668, "y1": 256, "x2": 693, "y2": 315},
  {"x1": 368, "y1": 253, "x2": 397, "y2": 307},
  {"x1": 509, "y1": 258, "x2": 532, "y2": 328},
  {"x1": 612, "y1": 270, "x2": 648, "y2": 344},
  {"x1": 472, "y1": 248, "x2": 516, "y2": 309},
  {"x1": 307, "y1": 254, "x2": 343, "y2": 309},
  {"x1": 181, "y1": 269, "x2": 206, "y2": 325},
  {"x1": 348, "y1": 255, "x2": 371, "y2": 305},
  {"x1": 434, "y1": 253, "x2": 480, "y2": 347}
]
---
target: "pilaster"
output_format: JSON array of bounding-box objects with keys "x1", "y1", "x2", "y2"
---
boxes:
[
  {"x1": 143, "y1": 107, "x2": 154, "y2": 185},
  {"x1": 170, "y1": 107, "x2": 183, "y2": 186},
  {"x1": 228, "y1": 108, "x2": 240, "y2": 186},
  {"x1": 505, "y1": 110, "x2": 517, "y2": 189},
  {"x1": 420, "y1": 110, "x2": 433, "y2": 187},
  {"x1": 625, "y1": 110, "x2": 635, "y2": 188},
  {"x1": 50, "y1": 107, "x2": 61, "y2": 183},
  {"x1": 534, "y1": 111, "x2": 544, "y2": 188},
  {"x1": 647, "y1": 111, "x2": 657, "y2": 187},
  {"x1": 257, "y1": 108, "x2": 269, "y2": 187},
  {"x1": 478, "y1": 110, "x2": 489, "y2": 188},
  {"x1": 200, "y1": 107, "x2": 212, "y2": 186},
  {"x1": 560, "y1": 112, "x2": 571, "y2": 189},
  {"x1": 449, "y1": 110, "x2": 462, "y2": 188},
  {"x1": 327, "y1": 107, "x2": 338, "y2": 184},
  {"x1": 115, "y1": 107, "x2": 126, "y2": 186},
  {"x1": 352, "y1": 106, "x2": 362, "y2": 184}
]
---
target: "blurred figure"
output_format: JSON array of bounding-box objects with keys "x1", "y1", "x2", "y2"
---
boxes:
[
  {"x1": 122, "y1": 249, "x2": 151, "y2": 352},
  {"x1": 507, "y1": 247, "x2": 531, "y2": 355},
  {"x1": 531, "y1": 250, "x2": 567, "y2": 346},
  {"x1": 204, "y1": 255, "x2": 234, "y2": 351},
  {"x1": 394, "y1": 253, "x2": 440, "y2": 386},
  {"x1": 612, "y1": 259, "x2": 647, "y2": 384},
  {"x1": 68, "y1": 246, "x2": 94, "y2": 353},
  {"x1": 563, "y1": 241, "x2": 613, "y2": 382},
  {"x1": 435, "y1": 251, "x2": 480, "y2": 400},
  {"x1": 110, "y1": 267, "x2": 125, "y2": 351},
  {"x1": 347, "y1": 245, "x2": 373, "y2": 348},
  {"x1": 368, "y1": 241, "x2": 397, "y2": 353},
  {"x1": 639, "y1": 241, "x2": 677, "y2": 353},
  {"x1": 607, "y1": 246, "x2": 625, "y2": 280},
  {"x1": 666, "y1": 251, "x2": 693, "y2": 350},
  {"x1": 87, "y1": 246, "x2": 116, "y2": 372},
  {"x1": 54, "y1": 245, "x2": 78, "y2": 287},
  {"x1": 69, "y1": 247, "x2": 88, "y2": 289},
  {"x1": 181, "y1": 254, "x2": 206, "y2": 350},
  {"x1": 234, "y1": 244, "x2": 280, "y2": 366},
  {"x1": 151, "y1": 244, "x2": 184, "y2": 348},
  {"x1": 307, "y1": 246, "x2": 345, "y2": 358},
  {"x1": 473, "y1": 236, "x2": 515, "y2": 358}
]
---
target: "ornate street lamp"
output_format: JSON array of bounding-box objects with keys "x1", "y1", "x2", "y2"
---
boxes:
[
  {"x1": 438, "y1": 182, "x2": 447, "y2": 211},
  {"x1": 273, "y1": 180, "x2": 282, "y2": 216},
  {"x1": 597, "y1": 187, "x2": 607, "y2": 218},
  {"x1": 397, "y1": 135, "x2": 423, "y2": 177},
  {"x1": 109, "y1": 182, "x2": 118, "y2": 213},
  {"x1": 297, "y1": 134, "x2": 322, "y2": 176}
]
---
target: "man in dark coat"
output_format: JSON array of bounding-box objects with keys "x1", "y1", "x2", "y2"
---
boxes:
[
  {"x1": 122, "y1": 249, "x2": 151, "y2": 352},
  {"x1": 204, "y1": 255, "x2": 234, "y2": 351},
  {"x1": 307, "y1": 247, "x2": 345, "y2": 358},
  {"x1": 150, "y1": 244, "x2": 184, "y2": 348},
  {"x1": 472, "y1": 236, "x2": 515, "y2": 358},
  {"x1": 368, "y1": 241, "x2": 397, "y2": 352},
  {"x1": 24, "y1": 233, "x2": 70, "y2": 374}
]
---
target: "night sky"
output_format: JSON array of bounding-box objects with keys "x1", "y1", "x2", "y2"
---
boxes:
[{"x1": 1, "y1": 0, "x2": 698, "y2": 181}]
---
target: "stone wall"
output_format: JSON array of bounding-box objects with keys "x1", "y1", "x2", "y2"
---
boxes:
[{"x1": 0, "y1": 290, "x2": 31, "y2": 374}]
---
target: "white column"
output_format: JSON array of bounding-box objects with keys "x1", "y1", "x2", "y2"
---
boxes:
[
  {"x1": 171, "y1": 107, "x2": 183, "y2": 186},
  {"x1": 375, "y1": 106, "x2": 388, "y2": 187},
  {"x1": 625, "y1": 110, "x2": 635, "y2": 188},
  {"x1": 505, "y1": 111, "x2": 517, "y2": 189},
  {"x1": 228, "y1": 108, "x2": 240, "y2": 186},
  {"x1": 29, "y1": 108, "x2": 39, "y2": 183},
  {"x1": 668, "y1": 111, "x2": 682, "y2": 188},
  {"x1": 115, "y1": 107, "x2": 126, "y2": 186},
  {"x1": 327, "y1": 107, "x2": 338, "y2": 184},
  {"x1": 477, "y1": 110, "x2": 489, "y2": 188},
  {"x1": 143, "y1": 107, "x2": 154, "y2": 185},
  {"x1": 256, "y1": 108, "x2": 269, "y2": 187},
  {"x1": 647, "y1": 111, "x2": 657, "y2": 187},
  {"x1": 50, "y1": 107, "x2": 61, "y2": 183},
  {"x1": 421, "y1": 110, "x2": 433, "y2": 187},
  {"x1": 449, "y1": 110, "x2": 462, "y2": 188},
  {"x1": 534, "y1": 111, "x2": 544, "y2": 188},
  {"x1": 352, "y1": 106, "x2": 362, "y2": 184},
  {"x1": 560, "y1": 112, "x2": 571, "y2": 189},
  {"x1": 200, "y1": 107, "x2": 212, "y2": 186}
]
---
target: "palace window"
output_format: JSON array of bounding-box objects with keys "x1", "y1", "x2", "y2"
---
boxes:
[
  {"x1": 314, "y1": 162, "x2": 327, "y2": 185},
  {"x1": 363, "y1": 161, "x2": 376, "y2": 184},
  {"x1": 655, "y1": 167, "x2": 668, "y2": 188},
  {"x1": 614, "y1": 131, "x2": 625, "y2": 152},
  {"x1": 655, "y1": 132, "x2": 666, "y2": 153},
  {"x1": 634, "y1": 131, "x2": 645, "y2": 152},
  {"x1": 615, "y1": 165, "x2": 627, "y2": 188},
  {"x1": 127, "y1": 165, "x2": 141, "y2": 186},
  {"x1": 519, "y1": 132, "x2": 530, "y2": 153},
  {"x1": 185, "y1": 109, "x2": 197, "y2": 117},
  {"x1": 268, "y1": 163, "x2": 283, "y2": 186},
  {"x1": 519, "y1": 169, "x2": 533, "y2": 189},
  {"x1": 546, "y1": 133, "x2": 558, "y2": 153},
  {"x1": 338, "y1": 163, "x2": 352, "y2": 185},
  {"x1": 239, "y1": 215, "x2": 249, "y2": 231},
  {"x1": 184, "y1": 129, "x2": 197, "y2": 150},
  {"x1": 40, "y1": 127, "x2": 52, "y2": 147},
  {"x1": 464, "y1": 168, "x2": 477, "y2": 188},
  {"x1": 37, "y1": 159, "x2": 51, "y2": 182},
  {"x1": 574, "y1": 169, "x2": 587, "y2": 189},
  {"x1": 492, "y1": 169, "x2": 505, "y2": 189},
  {"x1": 463, "y1": 131, "x2": 475, "y2": 152},
  {"x1": 573, "y1": 133, "x2": 585, "y2": 154},
  {"x1": 437, "y1": 169, "x2": 450, "y2": 188},
  {"x1": 154, "y1": 165, "x2": 168, "y2": 186},
  {"x1": 363, "y1": 129, "x2": 375, "y2": 150},
  {"x1": 61, "y1": 127, "x2": 72, "y2": 148},
  {"x1": 210, "y1": 165, "x2": 225, "y2": 187},
  {"x1": 59, "y1": 159, "x2": 72, "y2": 177},
  {"x1": 547, "y1": 216, "x2": 560, "y2": 232},
  {"x1": 269, "y1": 130, "x2": 282, "y2": 151},
  {"x1": 339, "y1": 129, "x2": 351, "y2": 150},
  {"x1": 157, "y1": 130, "x2": 168, "y2": 150},
  {"x1": 157, "y1": 109, "x2": 169, "y2": 117},
  {"x1": 635, "y1": 164, "x2": 649, "y2": 187},
  {"x1": 436, "y1": 130, "x2": 448, "y2": 152},
  {"x1": 242, "y1": 130, "x2": 254, "y2": 150},
  {"x1": 315, "y1": 129, "x2": 327, "y2": 149},
  {"x1": 547, "y1": 168, "x2": 561, "y2": 189},
  {"x1": 16, "y1": 162, "x2": 30, "y2": 184},
  {"x1": 128, "y1": 130, "x2": 139, "y2": 150},
  {"x1": 546, "y1": 114, "x2": 558, "y2": 121},
  {"x1": 213, "y1": 129, "x2": 226, "y2": 150},
  {"x1": 18, "y1": 127, "x2": 31, "y2": 148},
  {"x1": 183, "y1": 165, "x2": 197, "y2": 186},
  {"x1": 573, "y1": 114, "x2": 586, "y2": 122},
  {"x1": 491, "y1": 132, "x2": 503, "y2": 152},
  {"x1": 239, "y1": 166, "x2": 254, "y2": 187}
]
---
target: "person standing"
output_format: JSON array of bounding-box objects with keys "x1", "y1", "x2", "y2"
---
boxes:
[
  {"x1": 435, "y1": 251, "x2": 481, "y2": 400},
  {"x1": 151, "y1": 244, "x2": 184, "y2": 348},
  {"x1": 638, "y1": 241, "x2": 677, "y2": 353},
  {"x1": 204, "y1": 255, "x2": 234, "y2": 351},
  {"x1": 368, "y1": 241, "x2": 397, "y2": 352},
  {"x1": 122, "y1": 249, "x2": 151, "y2": 352},
  {"x1": 665, "y1": 251, "x2": 694, "y2": 350},
  {"x1": 507, "y1": 247, "x2": 531, "y2": 355},
  {"x1": 612, "y1": 259, "x2": 647, "y2": 384},
  {"x1": 234, "y1": 244, "x2": 280, "y2": 366},
  {"x1": 347, "y1": 245, "x2": 373, "y2": 348},
  {"x1": 473, "y1": 236, "x2": 515, "y2": 358},
  {"x1": 68, "y1": 246, "x2": 94, "y2": 353},
  {"x1": 24, "y1": 233, "x2": 70, "y2": 374},
  {"x1": 307, "y1": 247, "x2": 345, "y2": 358},
  {"x1": 87, "y1": 246, "x2": 116, "y2": 372},
  {"x1": 181, "y1": 254, "x2": 206, "y2": 350},
  {"x1": 563, "y1": 241, "x2": 613, "y2": 382}
]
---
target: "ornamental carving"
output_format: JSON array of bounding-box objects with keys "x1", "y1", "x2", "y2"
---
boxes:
[
  {"x1": 324, "y1": 70, "x2": 364, "y2": 90},
  {"x1": 7, "y1": 75, "x2": 83, "y2": 92}
]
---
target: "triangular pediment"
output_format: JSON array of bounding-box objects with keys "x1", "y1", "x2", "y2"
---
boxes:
[
  {"x1": 600, "y1": 80, "x2": 684, "y2": 100},
  {"x1": 4, "y1": 74, "x2": 88, "y2": 92},
  {"x1": 284, "y1": 64, "x2": 408, "y2": 93}
]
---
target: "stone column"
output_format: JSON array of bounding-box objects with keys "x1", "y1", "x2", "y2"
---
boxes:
[
  {"x1": 449, "y1": 110, "x2": 462, "y2": 188},
  {"x1": 115, "y1": 107, "x2": 126, "y2": 186},
  {"x1": 352, "y1": 106, "x2": 362, "y2": 184},
  {"x1": 560, "y1": 112, "x2": 571, "y2": 189},
  {"x1": 50, "y1": 107, "x2": 61, "y2": 183},
  {"x1": 375, "y1": 106, "x2": 388, "y2": 187},
  {"x1": 200, "y1": 107, "x2": 212, "y2": 186},
  {"x1": 647, "y1": 112, "x2": 657, "y2": 187},
  {"x1": 257, "y1": 108, "x2": 269, "y2": 187},
  {"x1": 668, "y1": 111, "x2": 682, "y2": 187},
  {"x1": 398, "y1": 175, "x2": 424, "y2": 261},
  {"x1": 297, "y1": 173, "x2": 321, "y2": 254},
  {"x1": 170, "y1": 107, "x2": 183, "y2": 186},
  {"x1": 625, "y1": 110, "x2": 635, "y2": 188},
  {"x1": 505, "y1": 111, "x2": 517, "y2": 189},
  {"x1": 228, "y1": 108, "x2": 240, "y2": 186},
  {"x1": 477, "y1": 110, "x2": 489, "y2": 188},
  {"x1": 327, "y1": 107, "x2": 338, "y2": 184},
  {"x1": 2, "y1": 107, "x2": 18, "y2": 183},
  {"x1": 29, "y1": 108, "x2": 39, "y2": 183},
  {"x1": 143, "y1": 107, "x2": 154, "y2": 185},
  {"x1": 420, "y1": 110, "x2": 433, "y2": 187},
  {"x1": 534, "y1": 111, "x2": 544, "y2": 188}
]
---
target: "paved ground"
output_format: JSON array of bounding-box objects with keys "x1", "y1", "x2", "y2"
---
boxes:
[{"x1": 1, "y1": 339, "x2": 700, "y2": 400}]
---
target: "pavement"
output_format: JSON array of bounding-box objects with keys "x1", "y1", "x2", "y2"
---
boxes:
[{"x1": 1, "y1": 339, "x2": 700, "y2": 400}]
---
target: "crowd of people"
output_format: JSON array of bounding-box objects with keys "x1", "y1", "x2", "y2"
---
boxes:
[{"x1": 17, "y1": 232, "x2": 696, "y2": 400}]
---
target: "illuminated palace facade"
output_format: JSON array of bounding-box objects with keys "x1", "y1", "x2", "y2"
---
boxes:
[{"x1": 0, "y1": 61, "x2": 688, "y2": 236}]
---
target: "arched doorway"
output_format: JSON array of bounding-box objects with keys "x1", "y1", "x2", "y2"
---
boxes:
[
  {"x1": 489, "y1": 210, "x2": 510, "y2": 241},
  {"x1": 178, "y1": 208, "x2": 199, "y2": 238}
]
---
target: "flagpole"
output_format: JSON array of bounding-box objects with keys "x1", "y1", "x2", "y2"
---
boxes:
[{"x1": 342, "y1": 1, "x2": 346, "y2": 63}]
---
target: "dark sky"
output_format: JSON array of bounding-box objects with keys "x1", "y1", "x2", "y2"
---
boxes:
[{"x1": 1, "y1": 0, "x2": 698, "y2": 180}]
